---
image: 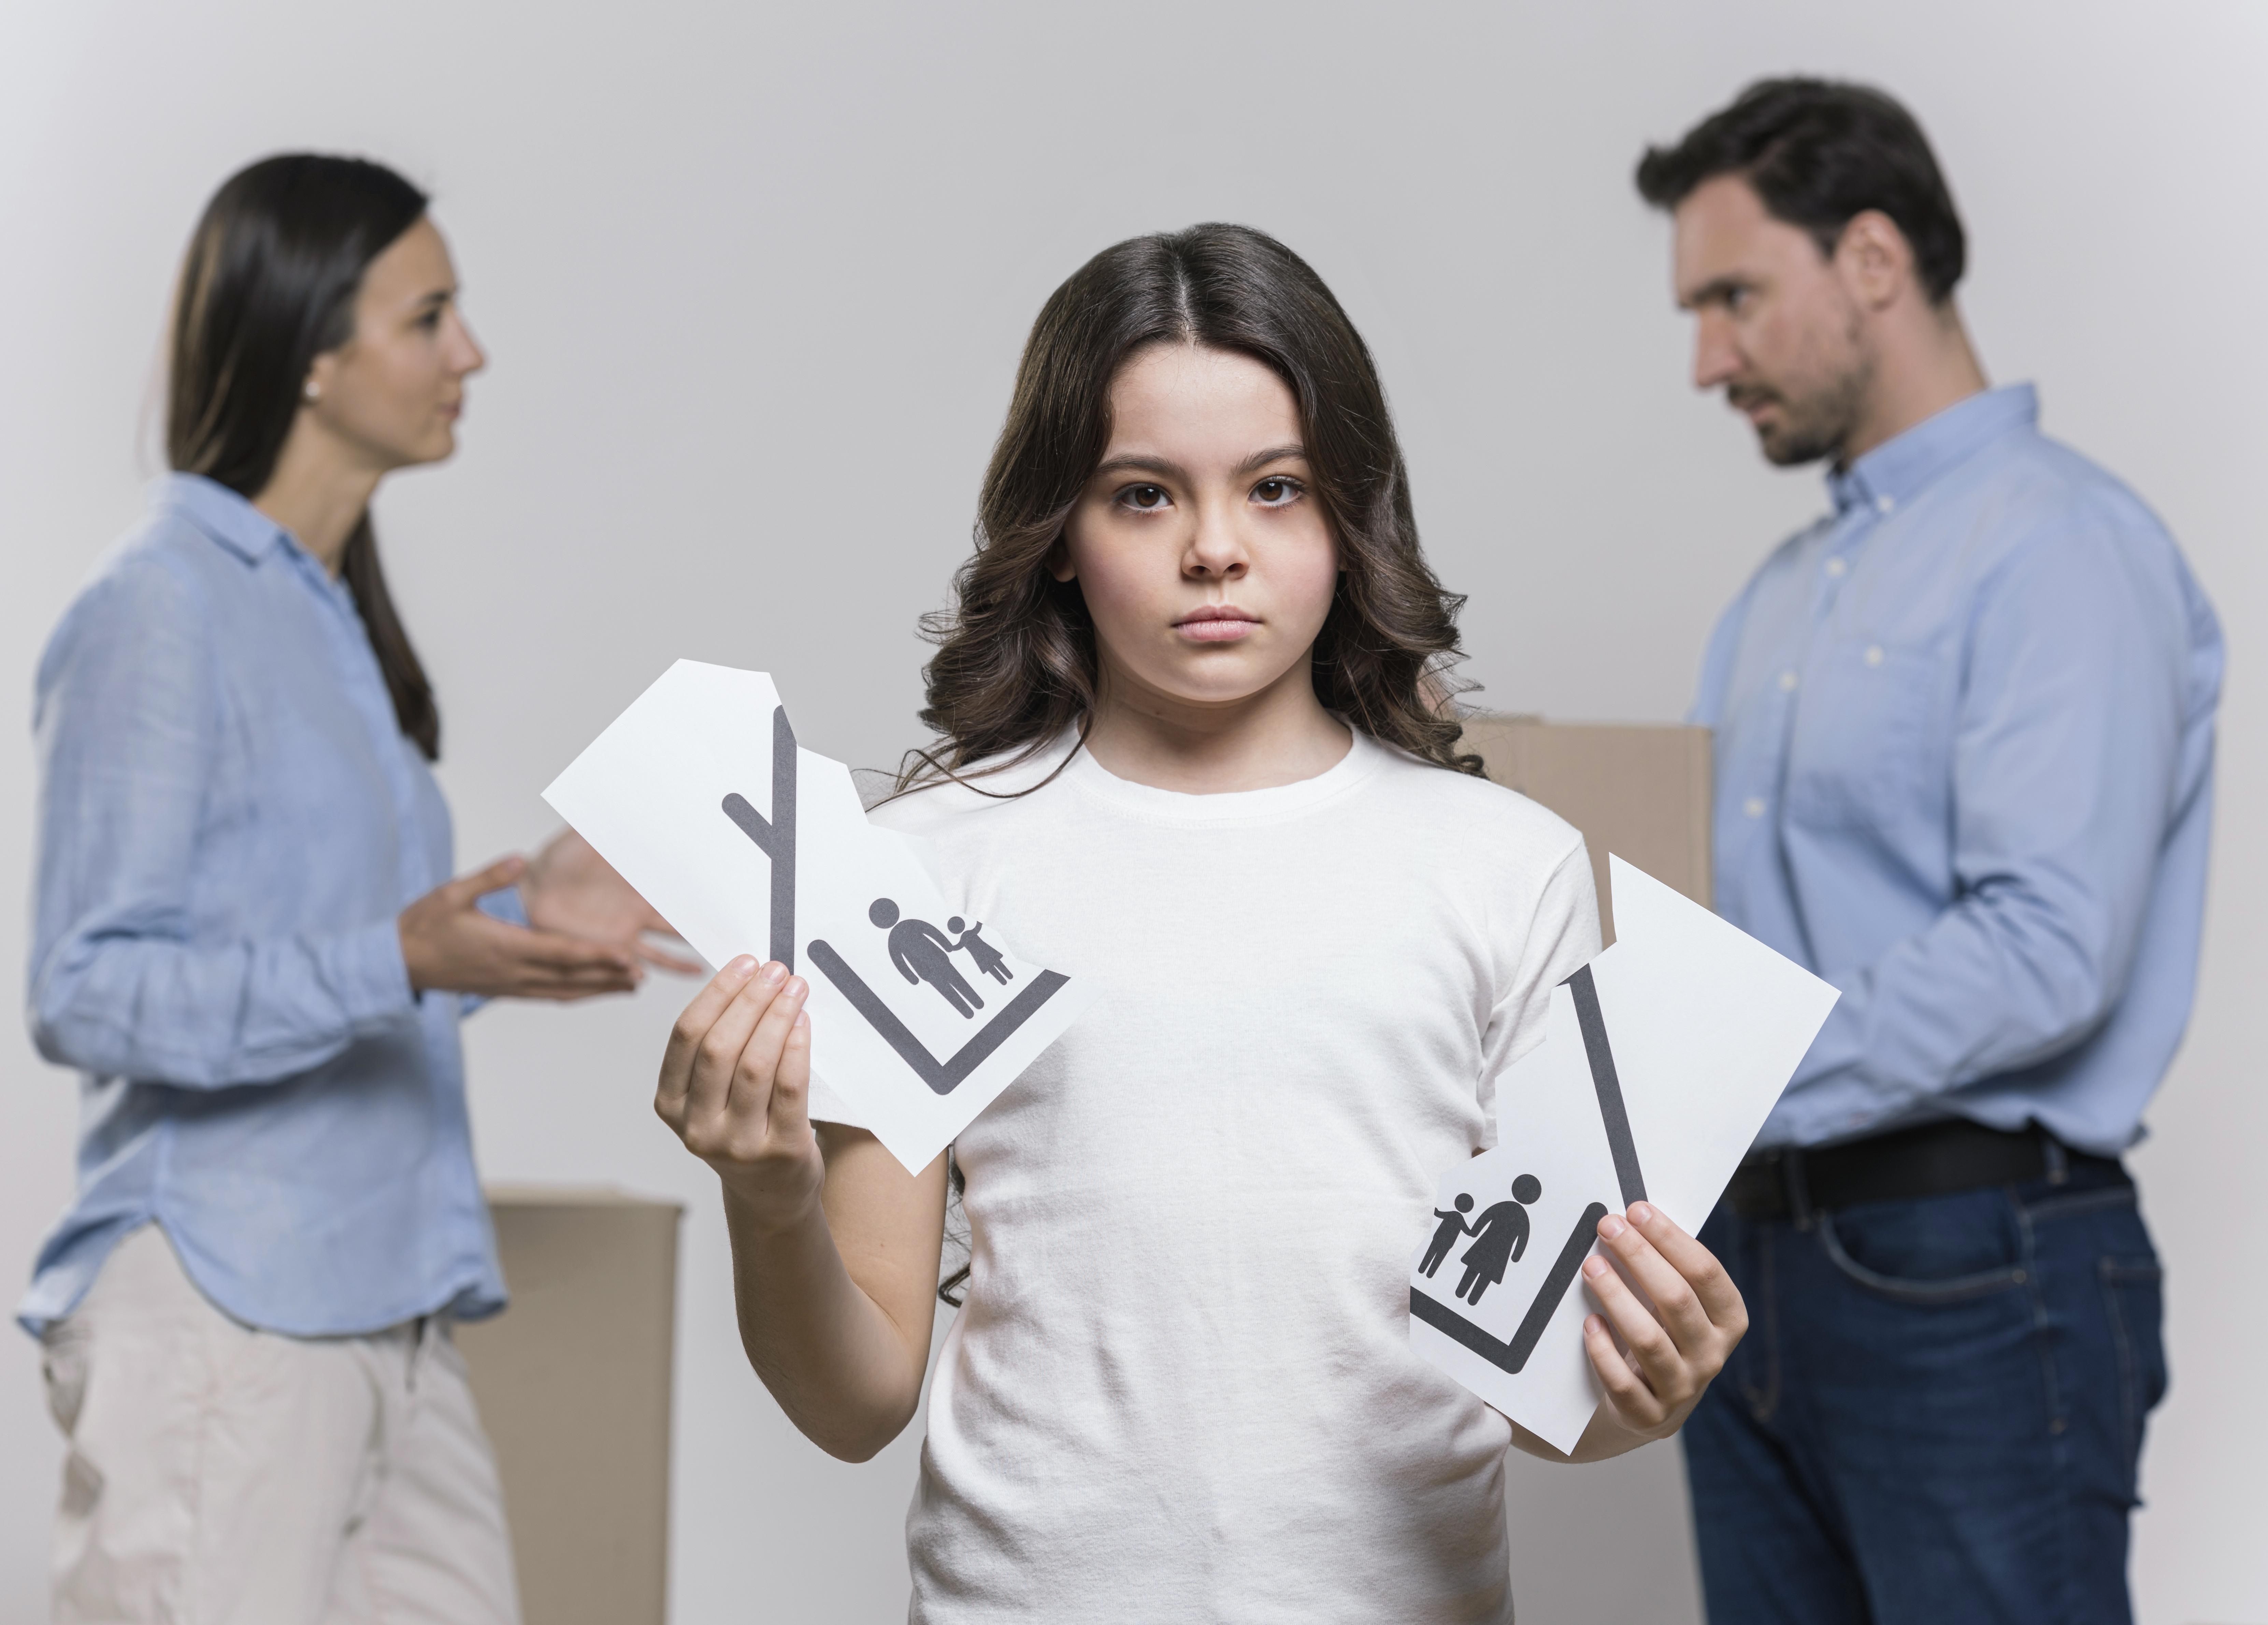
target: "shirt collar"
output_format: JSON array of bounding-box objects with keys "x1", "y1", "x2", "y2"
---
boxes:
[
  {"x1": 158, "y1": 472, "x2": 295, "y2": 565},
  {"x1": 1828, "y1": 383, "x2": 2038, "y2": 517}
]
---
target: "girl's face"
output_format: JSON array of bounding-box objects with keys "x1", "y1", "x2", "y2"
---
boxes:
[
  {"x1": 1053, "y1": 344, "x2": 1339, "y2": 715},
  {"x1": 304, "y1": 217, "x2": 486, "y2": 472}
]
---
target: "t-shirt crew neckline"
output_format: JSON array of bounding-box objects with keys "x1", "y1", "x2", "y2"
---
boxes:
[{"x1": 1061, "y1": 725, "x2": 1387, "y2": 827}]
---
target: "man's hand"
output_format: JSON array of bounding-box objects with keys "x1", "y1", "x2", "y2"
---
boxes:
[
  {"x1": 1568, "y1": 1202, "x2": 1747, "y2": 1461},
  {"x1": 522, "y1": 829, "x2": 701, "y2": 973},
  {"x1": 399, "y1": 855, "x2": 642, "y2": 1000}
]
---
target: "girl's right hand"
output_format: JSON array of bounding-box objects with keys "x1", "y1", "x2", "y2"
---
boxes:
[{"x1": 656, "y1": 957, "x2": 824, "y2": 1231}]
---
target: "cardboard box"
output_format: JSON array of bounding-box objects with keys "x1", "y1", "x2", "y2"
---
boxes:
[
  {"x1": 1457, "y1": 714, "x2": 1713, "y2": 942},
  {"x1": 455, "y1": 1187, "x2": 683, "y2": 1625}
]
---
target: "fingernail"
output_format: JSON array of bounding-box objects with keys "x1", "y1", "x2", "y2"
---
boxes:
[
  {"x1": 785, "y1": 976, "x2": 807, "y2": 998},
  {"x1": 1599, "y1": 1214, "x2": 1627, "y2": 1240},
  {"x1": 1583, "y1": 1256, "x2": 1608, "y2": 1280},
  {"x1": 1630, "y1": 1202, "x2": 1655, "y2": 1227},
  {"x1": 761, "y1": 961, "x2": 787, "y2": 985},
  {"x1": 793, "y1": 1009, "x2": 809, "y2": 1028},
  {"x1": 725, "y1": 955, "x2": 758, "y2": 977}
]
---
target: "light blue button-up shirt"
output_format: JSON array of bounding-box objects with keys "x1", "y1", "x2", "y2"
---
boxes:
[
  {"x1": 1694, "y1": 385, "x2": 2222, "y2": 1157},
  {"x1": 20, "y1": 474, "x2": 509, "y2": 1337}
]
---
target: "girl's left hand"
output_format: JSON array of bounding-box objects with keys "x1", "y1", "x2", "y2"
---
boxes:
[{"x1": 1573, "y1": 1202, "x2": 1747, "y2": 1455}]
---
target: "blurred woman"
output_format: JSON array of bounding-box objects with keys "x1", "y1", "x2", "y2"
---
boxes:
[{"x1": 23, "y1": 154, "x2": 683, "y2": 1624}]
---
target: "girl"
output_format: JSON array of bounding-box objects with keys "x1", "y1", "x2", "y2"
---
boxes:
[
  {"x1": 27, "y1": 155, "x2": 686, "y2": 1622},
  {"x1": 657, "y1": 224, "x2": 1744, "y2": 1621}
]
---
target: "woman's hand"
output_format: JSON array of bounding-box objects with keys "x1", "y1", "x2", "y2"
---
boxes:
[
  {"x1": 522, "y1": 829, "x2": 701, "y2": 974},
  {"x1": 398, "y1": 855, "x2": 642, "y2": 999},
  {"x1": 1569, "y1": 1202, "x2": 1747, "y2": 1461},
  {"x1": 656, "y1": 957, "x2": 825, "y2": 1232}
]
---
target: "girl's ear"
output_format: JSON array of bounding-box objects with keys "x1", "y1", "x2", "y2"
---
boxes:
[{"x1": 1045, "y1": 535, "x2": 1076, "y2": 584}]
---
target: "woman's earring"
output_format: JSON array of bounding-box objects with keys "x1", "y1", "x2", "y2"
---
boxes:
[{"x1": 303, "y1": 380, "x2": 320, "y2": 404}]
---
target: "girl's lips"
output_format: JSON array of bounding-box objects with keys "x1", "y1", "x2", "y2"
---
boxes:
[{"x1": 1175, "y1": 607, "x2": 1259, "y2": 643}]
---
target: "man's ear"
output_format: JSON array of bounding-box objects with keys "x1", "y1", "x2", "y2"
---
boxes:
[
  {"x1": 1835, "y1": 210, "x2": 1912, "y2": 313},
  {"x1": 1044, "y1": 536, "x2": 1076, "y2": 583}
]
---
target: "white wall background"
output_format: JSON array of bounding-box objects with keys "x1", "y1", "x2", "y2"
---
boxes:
[{"x1": 3, "y1": 3, "x2": 2262, "y2": 1621}]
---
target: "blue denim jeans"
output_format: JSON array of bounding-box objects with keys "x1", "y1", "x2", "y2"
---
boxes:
[{"x1": 1683, "y1": 1160, "x2": 2166, "y2": 1625}]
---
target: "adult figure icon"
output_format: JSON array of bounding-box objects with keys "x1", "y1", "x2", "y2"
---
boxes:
[
  {"x1": 947, "y1": 916, "x2": 1015, "y2": 986},
  {"x1": 1453, "y1": 1174, "x2": 1543, "y2": 1305},
  {"x1": 872, "y1": 898, "x2": 986, "y2": 1017}
]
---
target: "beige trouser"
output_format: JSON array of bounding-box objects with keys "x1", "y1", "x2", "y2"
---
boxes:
[{"x1": 39, "y1": 1224, "x2": 521, "y2": 1625}]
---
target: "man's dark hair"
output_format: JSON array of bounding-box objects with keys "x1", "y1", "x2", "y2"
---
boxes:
[{"x1": 1635, "y1": 78, "x2": 1966, "y2": 305}]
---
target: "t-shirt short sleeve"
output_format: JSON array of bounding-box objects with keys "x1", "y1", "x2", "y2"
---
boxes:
[{"x1": 1475, "y1": 837, "x2": 1602, "y2": 1143}]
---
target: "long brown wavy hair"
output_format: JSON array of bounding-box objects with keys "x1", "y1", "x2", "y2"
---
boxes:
[{"x1": 904, "y1": 222, "x2": 1481, "y2": 793}]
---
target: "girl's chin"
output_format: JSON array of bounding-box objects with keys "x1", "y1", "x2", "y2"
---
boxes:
[{"x1": 1123, "y1": 659, "x2": 1311, "y2": 712}]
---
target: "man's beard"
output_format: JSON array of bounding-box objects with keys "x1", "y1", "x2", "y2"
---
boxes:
[
  {"x1": 1732, "y1": 366, "x2": 1868, "y2": 467},
  {"x1": 1732, "y1": 316, "x2": 1873, "y2": 467}
]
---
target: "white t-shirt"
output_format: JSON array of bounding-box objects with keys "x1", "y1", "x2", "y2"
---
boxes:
[{"x1": 849, "y1": 729, "x2": 1599, "y2": 1623}]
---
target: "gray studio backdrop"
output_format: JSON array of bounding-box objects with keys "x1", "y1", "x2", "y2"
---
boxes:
[{"x1": 3, "y1": 4, "x2": 2262, "y2": 1622}]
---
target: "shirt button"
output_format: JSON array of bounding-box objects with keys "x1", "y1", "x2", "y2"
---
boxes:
[
  {"x1": 1865, "y1": 645, "x2": 1886, "y2": 667},
  {"x1": 1743, "y1": 796, "x2": 1766, "y2": 818},
  {"x1": 1825, "y1": 557, "x2": 1848, "y2": 578},
  {"x1": 1778, "y1": 670, "x2": 1798, "y2": 692},
  {"x1": 1875, "y1": 494, "x2": 1896, "y2": 515}
]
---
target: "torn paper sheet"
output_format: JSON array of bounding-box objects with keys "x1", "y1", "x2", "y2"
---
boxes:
[
  {"x1": 542, "y1": 661, "x2": 1095, "y2": 1175},
  {"x1": 1409, "y1": 856, "x2": 1838, "y2": 1454}
]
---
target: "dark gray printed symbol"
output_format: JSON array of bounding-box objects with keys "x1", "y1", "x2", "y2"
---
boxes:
[
  {"x1": 804, "y1": 942, "x2": 1070, "y2": 1097},
  {"x1": 1409, "y1": 964, "x2": 1643, "y2": 1374},
  {"x1": 1567, "y1": 963, "x2": 1646, "y2": 1208},
  {"x1": 1411, "y1": 1203, "x2": 1612, "y2": 1375},
  {"x1": 719, "y1": 705, "x2": 799, "y2": 972},
  {"x1": 870, "y1": 899, "x2": 986, "y2": 1018},
  {"x1": 1450, "y1": 1174, "x2": 1543, "y2": 1305},
  {"x1": 948, "y1": 917, "x2": 1014, "y2": 986},
  {"x1": 717, "y1": 710, "x2": 1072, "y2": 1098}
]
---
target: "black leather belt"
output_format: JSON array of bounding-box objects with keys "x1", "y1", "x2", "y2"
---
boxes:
[{"x1": 1725, "y1": 1119, "x2": 2126, "y2": 1222}]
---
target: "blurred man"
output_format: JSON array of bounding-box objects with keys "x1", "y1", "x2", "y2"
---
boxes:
[{"x1": 1635, "y1": 79, "x2": 2220, "y2": 1625}]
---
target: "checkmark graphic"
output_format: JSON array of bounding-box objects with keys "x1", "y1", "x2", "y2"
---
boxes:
[
  {"x1": 805, "y1": 942, "x2": 1070, "y2": 1096},
  {"x1": 1412, "y1": 965, "x2": 1644, "y2": 1375}
]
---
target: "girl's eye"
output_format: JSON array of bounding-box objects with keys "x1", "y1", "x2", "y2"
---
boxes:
[
  {"x1": 1117, "y1": 484, "x2": 1171, "y2": 512},
  {"x1": 1251, "y1": 477, "x2": 1303, "y2": 507}
]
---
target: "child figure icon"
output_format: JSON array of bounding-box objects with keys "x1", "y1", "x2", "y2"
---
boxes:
[
  {"x1": 947, "y1": 917, "x2": 1015, "y2": 987},
  {"x1": 1418, "y1": 1175, "x2": 1543, "y2": 1306}
]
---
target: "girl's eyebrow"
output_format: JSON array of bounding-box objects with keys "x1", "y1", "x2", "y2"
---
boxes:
[
  {"x1": 1234, "y1": 445, "x2": 1307, "y2": 475},
  {"x1": 1093, "y1": 453, "x2": 1187, "y2": 481},
  {"x1": 1092, "y1": 445, "x2": 1308, "y2": 482}
]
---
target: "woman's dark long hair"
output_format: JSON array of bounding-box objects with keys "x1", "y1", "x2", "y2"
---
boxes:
[
  {"x1": 167, "y1": 154, "x2": 442, "y2": 759},
  {"x1": 907, "y1": 222, "x2": 1481, "y2": 795}
]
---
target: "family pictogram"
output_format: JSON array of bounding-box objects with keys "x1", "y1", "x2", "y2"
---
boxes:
[
  {"x1": 869, "y1": 900, "x2": 1017, "y2": 1019},
  {"x1": 1420, "y1": 1174, "x2": 1545, "y2": 1304}
]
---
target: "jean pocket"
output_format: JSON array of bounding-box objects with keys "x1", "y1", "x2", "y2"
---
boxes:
[
  {"x1": 2100, "y1": 1254, "x2": 2167, "y2": 1473},
  {"x1": 1817, "y1": 1209, "x2": 2031, "y2": 1303}
]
